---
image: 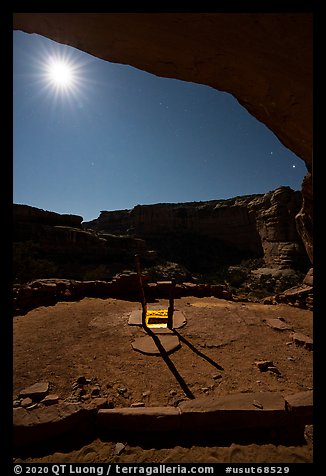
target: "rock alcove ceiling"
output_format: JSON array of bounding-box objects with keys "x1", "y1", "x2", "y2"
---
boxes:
[{"x1": 13, "y1": 13, "x2": 313, "y2": 263}]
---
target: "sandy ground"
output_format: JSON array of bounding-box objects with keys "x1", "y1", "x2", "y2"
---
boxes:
[{"x1": 13, "y1": 296, "x2": 313, "y2": 463}]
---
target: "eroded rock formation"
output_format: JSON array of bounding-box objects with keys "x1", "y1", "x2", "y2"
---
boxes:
[
  {"x1": 85, "y1": 187, "x2": 309, "y2": 271},
  {"x1": 13, "y1": 204, "x2": 146, "y2": 283},
  {"x1": 13, "y1": 13, "x2": 313, "y2": 263},
  {"x1": 14, "y1": 204, "x2": 83, "y2": 229},
  {"x1": 14, "y1": 187, "x2": 309, "y2": 290}
]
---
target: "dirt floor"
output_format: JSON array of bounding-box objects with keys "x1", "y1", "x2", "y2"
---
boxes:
[{"x1": 13, "y1": 296, "x2": 313, "y2": 463}]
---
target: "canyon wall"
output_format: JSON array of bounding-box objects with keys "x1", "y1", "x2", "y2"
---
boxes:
[
  {"x1": 14, "y1": 204, "x2": 83, "y2": 229},
  {"x1": 13, "y1": 204, "x2": 146, "y2": 283},
  {"x1": 84, "y1": 187, "x2": 309, "y2": 271}
]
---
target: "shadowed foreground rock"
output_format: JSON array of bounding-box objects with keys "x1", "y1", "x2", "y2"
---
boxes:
[
  {"x1": 13, "y1": 391, "x2": 312, "y2": 452},
  {"x1": 13, "y1": 400, "x2": 104, "y2": 450},
  {"x1": 273, "y1": 284, "x2": 313, "y2": 310}
]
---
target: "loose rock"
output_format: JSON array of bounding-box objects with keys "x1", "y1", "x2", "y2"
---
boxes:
[
  {"x1": 118, "y1": 388, "x2": 127, "y2": 395},
  {"x1": 115, "y1": 442, "x2": 126, "y2": 456},
  {"x1": 252, "y1": 400, "x2": 264, "y2": 409},
  {"x1": 91, "y1": 387, "x2": 101, "y2": 397},
  {"x1": 90, "y1": 398, "x2": 108, "y2": 409},
  {"x1": 41, "y1": 394, "x2": 59, "y2": 406},
  {"x1": 267, "y1": 366, "x2": 281, "y2": 375},
  {"x1": 290, "y1": 332, "x2": 313, "y2": 350},
  {"x1": 21, "y1": 398, "x2": 33, "y2": 408},
  {"x1": 212, "y1": 374, "x2": 222, "y2": 380},
  {"x1": 81, "y1": 394, "x2": 91, "y2": 401},
  {"x1": 255, "y1": 360, "x2": 274, "y2": 371}
]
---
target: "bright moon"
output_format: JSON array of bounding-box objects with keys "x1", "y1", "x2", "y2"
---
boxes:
[{"x1": 45, "y1": 58, "x2": 76, "y2": 90}]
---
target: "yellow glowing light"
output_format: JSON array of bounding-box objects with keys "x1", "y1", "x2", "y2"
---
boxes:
[{"x1": 145, "y1": 309, "x2": 169, "y2": 328}]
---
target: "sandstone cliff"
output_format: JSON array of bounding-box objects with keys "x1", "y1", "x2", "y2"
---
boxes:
[
  {"x1": 84, "y1": 187, "x2": 309, "y2": 271},
  {"x1": 14, "y1": 187, "x2": 310, "y2": 287},
  {"x1": 13, "y1": 189, "x2": 311, "y2": 307},
  {"x1": 13, "y1": 204, "x2": 146, "y2": 283},
  {"x1": 14, "y1": 204, "x2": 83, "y2": 229}
]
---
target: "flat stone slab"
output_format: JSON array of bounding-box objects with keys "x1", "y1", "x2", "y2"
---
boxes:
[
  {"x1": 178, "y1": 392, "x2": 287, "y2": 430},
  {"x1": 131, "y1": 334, "x2": 180, "y2": 355},
  {"x1": 128, "y1": 309, "x2": 186, "y2": 330},
  {"x1": 128, "y1": 310, "x2": 144, "y2": 326},
  {"x1": 14, "y1": 392, "x2": 313, "y2": 451},
  {"x1": 265, "y1": 318, "x2": 293, "y2": 331},
  {"x1": 98, "y1": 407, "x2": 181, "y2": 432},
  {"x1": 180, "y1": 392, "x2": 285, "y2": 412},
  {"x1": 171, "y1": 310, "x2": 187, "y2": 329},
  {"x1": 98, "y1": 392, "x2": 312, "y2": 435},
  {"x1": 284, "y1": 391, "x2": 313, "y2": 422},
  {"x1": 19, "y1": 382, "x2": 49, "y2": 400}
]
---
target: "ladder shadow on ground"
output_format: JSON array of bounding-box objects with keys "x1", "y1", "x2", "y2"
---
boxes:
[
  {"x1": 173, "y1": 329, "x2": 224, "y2": 372},
  {"x1": 145, "y1": 327, "x2": 195, "y2": 399},
  {"x1": 144, "y1": 326, "x2": 224, "y2": 399}
]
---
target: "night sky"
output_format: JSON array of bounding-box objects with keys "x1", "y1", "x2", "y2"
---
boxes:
[{"x1": 13, "y1": 31, "x2": 307, "y2": 222}]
